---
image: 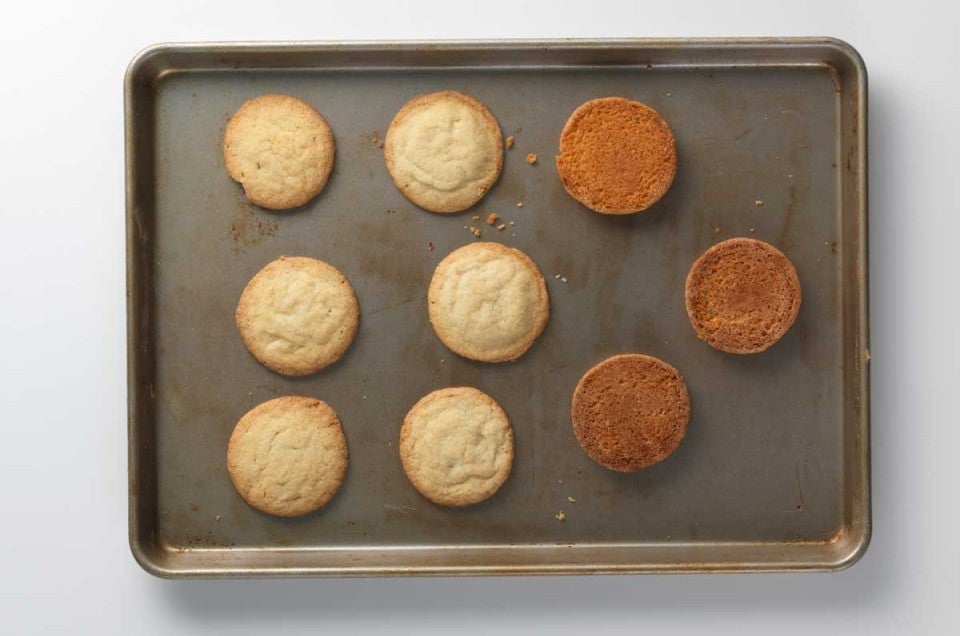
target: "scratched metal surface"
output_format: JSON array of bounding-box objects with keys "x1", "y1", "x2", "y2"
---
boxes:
[{"x1": 125, "y1": 40, "x2": 869, "y2": 576}]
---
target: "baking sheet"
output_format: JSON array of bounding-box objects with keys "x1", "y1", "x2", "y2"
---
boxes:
[{"x1": 125, "y1": 39, "x2": 869, "y2": 576}]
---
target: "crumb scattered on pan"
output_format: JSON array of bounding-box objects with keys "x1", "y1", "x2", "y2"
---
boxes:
[
  {"x1": 427, "y1": 241, "x2": 434, "y2": 250},
  {"x1": 558, "y1": 479, "x2": 563, "y2": 484},
  {"x1": 788, "y1": 173, "x2": 794, "y2": 178},
  {"x1": 567, "y1": 496, "x2": 576, "y2": 503},
  {"x1": 215, "y1": 514, "x2": 222, "y2": 522},
  {"x1": 516, "y1": 202, "x2": 523, "y2": 208},
  {"x1": 509, "y1": 220, "x2": 515, "y2": 226},
  {"x1": 505, "y1": 135, "x2": 514, "y2": 149},
  {"x1": 496, "y1": 224, "x2": 506, "y2": 231},
  {"x1": 362, "y1": 395, "x2": 367, "y2": 399},
  {"x1": 666, "y1": 92, "x2": 672, "y2": 97},
  {"x1": 468, "y1": 226, "x2": 481, "y2": 238},
  {"x1": 714, "y1": 227, "x2": 721, "y2": 233},
  {"x1": 754, "y1": 199, "x2": 763, "y2": 206},
  {"x1": 749, "y1": 228, "x2": 756, "y2": 233},
  {"x1": 487, "y1": 212, "x2": 498, "y2": 226},
  {"x1": 440, "y1": 358, "x2": 445, "y2": 363},
  {"x1": 554, "y1": 274, "x2": 561, "y2": 279},
  {"x1": 472, "y1": 215, "x2": 480, "y2": 221},
  {"x1": 526, "y1": 153, "x2": 537, "y2": 165},
  {"x1": 555, "y1": 510, "x2": 566, "y2": 522},
  {"x1": 371, "y1": 133, "x2": 384, "y2": 148},
  {"x1": 561, "y1": 277, "x2": 567, "y2": 283}
]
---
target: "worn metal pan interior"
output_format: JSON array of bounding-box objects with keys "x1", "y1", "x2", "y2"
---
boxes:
[{"x1": 125, "y1": 39, "x2": 868, "y2": 577}]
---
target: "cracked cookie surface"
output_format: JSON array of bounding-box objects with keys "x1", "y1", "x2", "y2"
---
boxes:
[
  {"x1": 227, "y1": 396, "x2": 348, "y2": 517},
  {"x1": 236, "y1": 256, "x2": 359, "y2": 375},
  {"x1": 428, "y1": 242, "x2": 549, "y2": 362},
  {"x1": 399, "y1": 387, "x2": 513, "y2": 506},
  {"x1": 223, "y1": 93, "x2": 335, "y2": 210},
  {"x1": 385, "y1": 91, "x2": 503, "y2": 213}
]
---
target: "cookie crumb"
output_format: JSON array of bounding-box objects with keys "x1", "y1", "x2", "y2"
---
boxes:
[
  {"x1": 440, "y1": 358, "x2": 445, "y2": 363},
  {"x1": 427, "y1": 241, "x2": 434, "y2": 250},
  {"x1": 749, "y1": 228, "x2": 756, "y2": 233},
  {"x1": 555, "y1": 274, "x2": 561, "y2": 279},
  {"x1": 505, "y1": 135, "x2": 514, "y2": 149},
  {"x1": 561, "y1": 277, "x2": 567, "y2": 283},
  {"x1": 754, "y1": 199, "x2": 763, "y2": 206},
  {"x1": 555, "y1": 510, "x2": 566, "y2": 522},
  {"x1": 469, "y1": 227, "x2": 481, "y2": 238},
  {"x1": 516, "y1": 202, "x2": 523, "y2": 208},
  {"x1": 472, "y1": 215, "x2": 480, "y2": 221},
  {"x1": 496, "y1": 224, "x2": 506, "y2": 231},
  {"x1": 558, "y1": 479, "x2": 563, "y2": 484},
  {"x1": 714, "y1": 227, "x2": 721, "y2": 233},
  {"x1": 526, "y1": 153, "x2": 537, "y2": 165},
  {"x1": 215, "y1": 514, "x2": 222, "y2": 522},
  {"x1": 371, "y1": 134, "x2": 384, "y2": 148},
  {"x1": 487, "y1": 212, "x2": 498, "y2": 226},
  {"x1": 567, "y1": 496, "x2": 576, "y2": 503},
  {"x1": 509, "y1": 220, "x2": 515, "y2": 226}
]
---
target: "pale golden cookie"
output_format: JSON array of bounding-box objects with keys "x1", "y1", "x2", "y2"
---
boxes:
[
  {"x1": 556, "y1": 97, "x2": 677, "y2": 214},
  {"x1": 428, "y1": 242, "x2": 549, "y2": 362},
  {"x1": 399, "y1": 387, "x2": 513, "y2": 506},
  {"x1": 384, "y1": 91, "x2": 503, "y2": 213},
  {"x1": 685, "y1": 238, "x2": 802, "y2": 354},
  {"x1": 227, "y1": 396, "x2": 348, "y2": 517},
  {"x1": 223, "y1": 94, "x2": 335, "y2": 210},
  {"x1": 572, "y1": 354, "x2": 690, "y2": 472},
  {"x1": 236, "y1": 256, "x2": 359, "y2": 376}
]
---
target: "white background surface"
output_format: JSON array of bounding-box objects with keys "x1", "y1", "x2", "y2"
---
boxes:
[{"x1": 2, "y1": 0, "x2": 958, "y2": 633}]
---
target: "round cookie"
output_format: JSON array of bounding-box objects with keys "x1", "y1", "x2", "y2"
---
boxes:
[
  {"x1": 556, "y1": 96, "x2": 677, "y2": 214},
  {"x1": 428, "y1": 242, "x2": 549, "y2": 362},
  {"x1": 685, "y1": 238, "x2": 801, "y2": 354},
  {"x1": 227, "y1": 396, "x2": 348, "y2": 517},
  {"x1": 236, "y1": 256, "x2": 359, "y2": 376},
  {"x1": 223, "y1": 94, "x2": 335, "y2": 210},
  {"x1": 399, "y1": 387, "x2": 513, "y2": 506},
  {"x1": 384, "y1": 91, "x2": 503, "y2": 213},
  {"x1": 572, "y1": 354, "x2": 690, "y2": 472}
]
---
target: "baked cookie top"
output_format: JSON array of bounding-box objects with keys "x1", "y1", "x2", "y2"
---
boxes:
[
  {"x1": 399, "y1": 387, "x2": 513, "y2": 506},
  {"x1": 685, "y1": 237, "x2": 801, "y2": 354},
  {"x1": 572, "y1": 354, "x2": 690, "y2": 472},
  {"x1": 385, "y1": 91, "x2": 503, "y2": 213},
  {"x1": 227, "y1": 396, "x2": 348, "y2": 517},
  {"x1": 556, "y1": 96, "x2": 676, "y2": 214},
  {"x1": 236, "y1": 256, "x2": 359, "y2": 376},
  {"x1": 223, "y1": 94, "x2": 335, "y2": 210},
  {"x1": 428, "y1": 242, "x2": 549, "y2": 362}
]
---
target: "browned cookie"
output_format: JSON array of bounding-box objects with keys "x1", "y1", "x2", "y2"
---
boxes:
[
  {"x1": 227, "y1": 396, "x2": 348, "y2": 517},
  {"x1": 685, "y1": 238, "x2": 801, "y2": 354},
  {"x1": 556, "y1": 97, "x2": 677, "y2": 214},
  {"x1": 223, "y1": 94, "x2": 335, "y2": 210},
  {"x1": 572, "y1": 354, "x2": 690, "y2": 472}
]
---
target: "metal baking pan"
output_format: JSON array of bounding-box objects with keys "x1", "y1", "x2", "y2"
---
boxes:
[{"x1": 125, "y1": 38, "x2": 869, "y2": 577}]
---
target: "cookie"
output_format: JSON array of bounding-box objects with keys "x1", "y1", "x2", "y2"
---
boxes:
[
  {"x1": 572, "y1": 354, "x2": 690, "y2": 472},
  {"x1": 428, "y1": 242, "x2": 549, "y2": 362},
  {"x1": 556, "y1": 97, "x2": 677, "y2": 214},
  {"x1": 236, "y1": 256, "x2": 359, "y2": 376},
  {"x1": 227, "y1": 396, "x2": 348, "y2": 517},
  {"x1": 685, "y1": 238, "x2": 801, "y2": 354},
  {"x1": 384, "y1": 91, "x2": 503, "y2": 213},
  {"x1": 223, "y1": 94, "x2": 335, "y2": 210},
  {"x1": 399, "y1": 387, "x2": 513, "y2": 506}
]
